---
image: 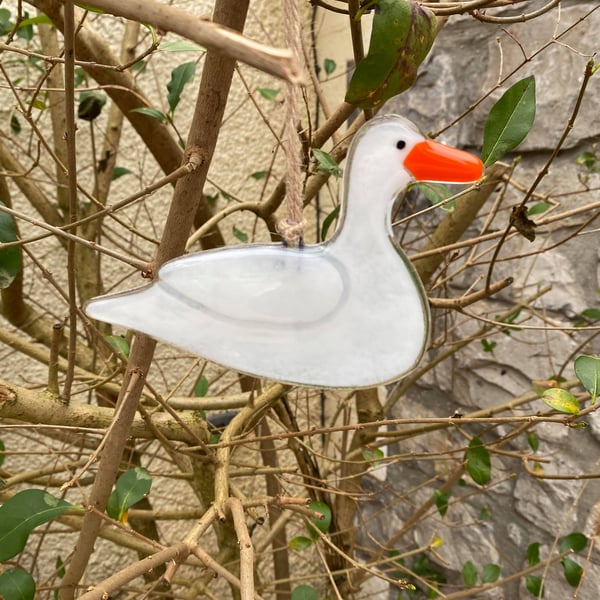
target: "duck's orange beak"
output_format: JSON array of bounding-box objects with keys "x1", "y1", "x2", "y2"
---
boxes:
[{"x1": 404, "y1": 139, "x2": 483, "y2": 183}]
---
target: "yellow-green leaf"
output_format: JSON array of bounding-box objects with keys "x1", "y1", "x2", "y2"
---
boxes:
[{"x1": 541, "y1": 387, "x2": 580, "y2": 414}]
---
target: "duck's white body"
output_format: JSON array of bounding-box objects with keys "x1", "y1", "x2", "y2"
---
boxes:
[{"x1": 86, "y1": 115, "x2": 482, "y2": 388}]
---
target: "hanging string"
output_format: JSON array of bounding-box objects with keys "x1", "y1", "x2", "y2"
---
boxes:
[{"x1": 277, "y1": 0, "x2": 306, "y2": 246}]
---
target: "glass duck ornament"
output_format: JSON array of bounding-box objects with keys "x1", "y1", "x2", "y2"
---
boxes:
[{"x1": 86, "y1": 115, "x2": 483, "y2": 388}]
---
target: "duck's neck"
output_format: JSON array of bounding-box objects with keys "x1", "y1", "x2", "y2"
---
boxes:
[{"x1": 332, "y1": 166, "x2": 406, "y2": 253}]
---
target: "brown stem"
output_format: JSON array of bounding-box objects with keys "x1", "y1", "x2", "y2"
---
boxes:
[
  {"x1": 58, "y1": 1, "x2": 251, "y2": 595},
  {"x1": 70, "y1": 0, "x2": 302, "y2": 83},
  {"x1": 61, "y1": 0, "x2": 78, "y2": 401}
]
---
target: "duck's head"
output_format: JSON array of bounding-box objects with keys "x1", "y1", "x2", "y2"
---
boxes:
[{"x1": 348, "y1": 115, "x2": 484, "y2": 196}]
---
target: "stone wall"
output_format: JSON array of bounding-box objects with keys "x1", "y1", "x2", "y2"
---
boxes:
[{"x1": 373, "y1": 2, "x2": 600, "y2": 598}]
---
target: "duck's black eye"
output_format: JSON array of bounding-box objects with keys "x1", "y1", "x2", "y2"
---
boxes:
[{"x1": 396, "y1": 140, "x2": 406, "y2": 150}]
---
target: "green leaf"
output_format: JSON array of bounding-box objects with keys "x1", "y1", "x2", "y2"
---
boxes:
[
  {"x1": 55, "y1": 555, "x2": 65, "y2": 578},
  {"x1": 106, "y1": 467, "x2": 152, "y2": 523},
  {"x1": 321, "y1": 204, "x2": 340, "y2": 240},
  {"x1": 525, "y1": 575, "x2": 543, "y2": 597},
  {"x1": 16, "y1": 12, "x2": 34, "y2": 41},
  {"x1": 78, "y1": 91, "x2": 107, "y2": 121},
  {"x1": 478, "y1": 506, "x2": 491, "y2": 521},
  {"x1": 312, "y1": 148, "x2": 342, "y2": 178},
  {"x1": 307, "y1": 500, "x2": 331, "y2": 539},
  {"x1": 105, "y1": 334, "x2": 130, "y2": 358},
  {"x1": 362, "y1": 446, "x2": 384, "y2": 467},
  {"x1": 0, "y1": 201, "x2": 21, "y2": 289},
  {"x1": 541, "y1": 388, "x2": 580, "y2": 414},
  {"x1": 527, "y1": 202, "x2": 551, "y2": 216},
  {"x1": 324, "y1": 58, "x2": 336, "y2": 76},
  {"x1": 415, "y1": 182, "x2": 455, "y2": 212},
  {"x1": 481, "y1": 339, "x2": 496, "y2": 353},
  {"x1": 257, "y1": 87, "x2": 279, "y2": 101},
  {"x1": 581, "y1": 308, "x2": 600, "y2": 321},
  {"x1": 166, "y1": 61, "x2": 196, "y2": 115},
  {"x1": 130, "y1": 106, "x2": 168, "y2": 122},
  {"x1": 249, "y1": 170, "x2": 267, "y2": 180},
  {"x1": 527, "y1": 542, "x2": 540, "y2": 566},
  {"x1": 232, "y1": 226, "x2": 248, "y2": 243},
  {"x1": 465, "y1": 436, "x2": 491, "y2": 485},
  {"x1": 527, "y1": 432, "x2": 539, "y2": 452},
  {"x1": 75, "y1": 3, "x2": 106, "y2": 14},
  {"x1": 462, "y1": 560, "x2": 477, "y2": 586},
  {"x1": 159, "y1": 41, "x2": 203, "y2": 52},
  {"x1": 194, "y1": 375, "x2": 209, "y2": 397},
  {"x1": 0, "y1": 568, "x2": 35, "y2": 600},
  {"x1": 288, "y1": 536, "x2": 313, "y2": 551},
  {"x1": 433, "y1": 489, "x2": 450, "y2": 517},
  {"x1": 17, "y1": 14, "x2": 52, "y2": 28},
  {"x1": 0, "y1": 490, "x2": 76, "y2": 561},
  {"x1": 111, "y1": 167, "x2": 132, "y2": 181},
  {"x1": 574, "y1": 355, "x2": 600, "y2": 404},
  {"x1": 482, "y1": 563, "x2": 500, "y2": 584},
  {"x1": 561, "y1": 557, "x2": 583, "y2": 587},
  {"x1": 291, "y1": 584, "x2": 318, "y2": 600},
  {"x1": 482, "y1": 76, "x2": 536, "y2": 166},
  {"x1": 0, "y1": 438, "x2": 4, "y2": 467},
  {"x1": 559, "y1": 532, "x2": 588, "y2": 554},
  {"x1": 345, "y1": 0, "x2": 437, "y2": 109},
  {"x1": 10, "y1": 115, "x2": 21, "y2": 135}
]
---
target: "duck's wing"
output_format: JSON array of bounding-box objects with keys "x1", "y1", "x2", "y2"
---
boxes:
[{"x1": 86, "y1": 245, "x2": 349, "y2": 331}]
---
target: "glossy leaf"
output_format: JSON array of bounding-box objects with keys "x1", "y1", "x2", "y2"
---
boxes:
[
  {"x1": 324, "y1": 58, "x2": 336, "y2": 76},
  {"x1": 559, "y1": 532, "x2": 587, "y2": 554},
  {"x1": 105, "y1": 334, "x2": 130, "y2": 358},
  {"x1": 462, "y1": 560, "x2": 477, "y2": 586},
  {"x1": 232, "y1": 226, "x2": 248, "y2": 243},
  {"x1": 527, "y1": 432, "x2": 539, "y2": 452},
  {"x1": 0, "y1": 490, "x2": 76, "y2": 561},
  {"x1": 581, "y1": 308, "x2": 600, "y2": 321},
  {"x1": 111, "y1": 167, "x2": 132, "y2": 181},
  {"x1": 307, "y1": 500, "x2": 331, "y2": 539},
  {"x1": 465, "y1": 436, "x2": 491, "y2": 485},
  {"x1": 527, "y1": 202, "x2": 551, "y2": 216},
  {"x1": 193, "y1": 374, "x2": 209, "y2": 397},
  {"x1": 527, "y1": 542, "x2": 540, "y2": 566},
  {"x1": 433, "y1": 489, "x2": 450, "y2": 517},
  {"x1": 257, "y1": 87, "x2": 279, "y2": 101},
  {"x1": 291, "y1": 585, "x2": 318, "y2": 600},
  {"x1": 541, "y1": 388, "x2": 580, "y2": 414},
  {"x1": 321, "y1": 205, "x2": 340, "y2": 240},
  {"x1": 346, "y1": 0, "x2": 437, "y2": 109},
  {"x1": 130, "y1": 106, "x2": 168, "y2": 122},
  {"x1": 288, "y1": 536, "x2": 313, "y2": 551},
  {"x1": 362, "y1": 446, "x2": 384, "y2": 466},
  {"x1": 482, "y1": 76, "x2": 536, "y2": 166},
  {"x1": 166, "y1": 61, "x2": 196, "y2": 114},
  {"x1": 78, "y1": 91, "x2": 106, "y2": 121},
  {"x1": 0, "y1": 202, "x2": 21, "y2": 289},
  {"x1": 481, "y1": 339, "x2": 496, "y2": 353},
  {"x1": 160, "y1": 41, "x2": 202, "y2": 52},
  {"x1": 106, "y1": 467, "x2": 152, "y2": 523},
  {"x1": 482, "y1": 563, "x2": 501, "y2": 583},
  {"x1": 415, "y1": 182, "x2": 455, "y2": 212},
  {"x1": 525, "y1": 575, "x2": 543, "y2": 597},
  {"x1": 312, "y1": 148, "x2": 342, "y2": 178},
  {"x1": 0, "y1": 568, "x2": 35, "y2": 600},
  {"x1": 250, "y1": 170, "x2": 267, "y2": 180},
  {"x1": 574, "y1": 355, "x2": 600, "y2": 403},
  {"x1": 10, "y1": 115, "x2": 21, "y2": 135},
  {"x1": 561, "y1": 557, "x2": 583, "y2": 587}
]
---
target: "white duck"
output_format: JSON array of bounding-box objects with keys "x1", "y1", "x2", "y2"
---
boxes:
[{"x1": 86, "y1": 115, "x2": 483, "y2": 388}]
